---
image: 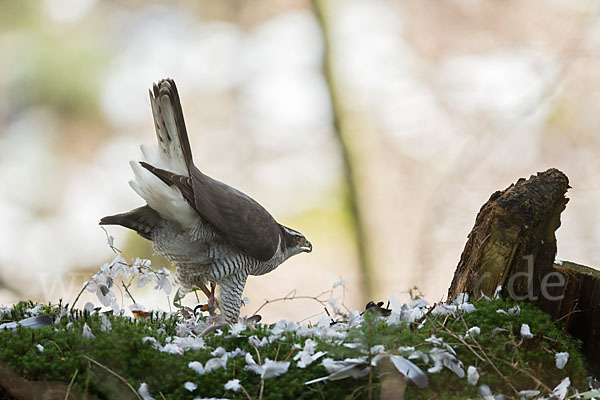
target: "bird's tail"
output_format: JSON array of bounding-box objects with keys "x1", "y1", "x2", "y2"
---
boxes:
[
  {"x1": 145, "y1": 78, "x2": 194, "y2": 177},
  {"x1": 99, "y1": 205, "x2": 162, "y2": 240}
]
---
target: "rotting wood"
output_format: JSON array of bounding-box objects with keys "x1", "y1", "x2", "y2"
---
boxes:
[{"x1": 447, "y1": 168, "x2": 600, "y2": 374}]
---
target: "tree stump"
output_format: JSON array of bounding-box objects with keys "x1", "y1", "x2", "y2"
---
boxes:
[{"x1": 447, "y1": 168, "x2": 600, "y2": 375}]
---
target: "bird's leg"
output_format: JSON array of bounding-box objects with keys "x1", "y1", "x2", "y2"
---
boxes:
[
  {"x1": 207, "y1": 283, "x2": 218, "y2": 315},
  {"x1": 198, "y1": 283, "x2": 219, "y2": 316},
  {"x1": 198, "y1": 283, "x2": 212, "y2": 299}
]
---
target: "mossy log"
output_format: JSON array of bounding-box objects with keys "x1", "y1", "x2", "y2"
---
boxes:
[{"x1": 447, "y1": 168, "x2": 600, "y2": 375}]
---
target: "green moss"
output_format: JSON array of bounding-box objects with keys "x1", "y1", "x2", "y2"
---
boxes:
[{"x1": 0, "y1": 299, "x2": 592, "y2": 399}]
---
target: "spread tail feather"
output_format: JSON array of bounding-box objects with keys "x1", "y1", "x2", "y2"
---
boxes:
[
  {"x1": 99, "y1": 205, "x2": 162, "y2": 240},
  {"x1": 149, "y1": 78, "x2": 194, "y2": 176}
]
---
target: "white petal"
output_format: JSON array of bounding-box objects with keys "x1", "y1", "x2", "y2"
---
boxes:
[
  {"x1": 555, "y1": 352, "x2": 569, "y2": 369},
  {"x1": 205, "y1": 357, "x2": 227, "y2": 372},
  {"x1": 261, "y1": 359, "x2": 290, "y2": 378},
  {"x1": 224, "y1": 379, "x2": 241, "y2": 392},
  {"x1": 467, "y1": 365, "x2": 479, "y2": 385},
  {"x1": 188, "y1": 361, "x2": 205, "y2": 375},
  {"x1": 138, "y1": 382, "x2": 155, "y2": 400},
  {"x1": 520, "y1": 324, "x2": 534, "y2": 339},
  {"x1": 82, "y1": 323, "x2": 95, "y2": 339},
  {"x1": 552, "y1": 377, "x2": 570, "y2": 400}
]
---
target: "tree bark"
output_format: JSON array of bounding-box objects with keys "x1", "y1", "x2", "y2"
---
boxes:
[{"x1": 447, "y1": 168, "x2": 600, "y2": 375}]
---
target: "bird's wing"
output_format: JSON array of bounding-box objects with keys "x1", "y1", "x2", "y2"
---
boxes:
[
  {"x1": 191, "y1": 166, "x2": 281, "y2": 262},
  {"x1": 148, "y1": 78, "x2": 194, "y2": 176},
  {"x1": 140, "y1": 162, "x2": 281, "y2": 262}
]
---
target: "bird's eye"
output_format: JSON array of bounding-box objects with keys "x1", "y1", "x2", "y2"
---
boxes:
[{"x1": 296, "y1": 236, "x2": 301, "y2": 244}]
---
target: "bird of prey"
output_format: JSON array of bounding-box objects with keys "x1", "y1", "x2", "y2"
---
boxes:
[{"x1": 100, "y1": 78, "x2": 312, "y2": 323}]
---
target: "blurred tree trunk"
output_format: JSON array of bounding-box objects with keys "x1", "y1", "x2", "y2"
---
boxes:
[{"x1": 313, "y1": 0, "x2": 374, "y2": 300}]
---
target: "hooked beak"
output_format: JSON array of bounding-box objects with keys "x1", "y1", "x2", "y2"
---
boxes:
[{"x1": 301, "y1": 239, "x2": 312, "y2": 253}]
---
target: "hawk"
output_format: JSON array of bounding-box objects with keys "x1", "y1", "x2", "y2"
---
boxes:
[{"x1": 100, "y1": 78, "x2": 312, "y2": 323}]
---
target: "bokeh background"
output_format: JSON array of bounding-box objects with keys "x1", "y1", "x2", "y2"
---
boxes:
[{"x1": 1, "y1": 0, "x2": 599, "y2": 322}]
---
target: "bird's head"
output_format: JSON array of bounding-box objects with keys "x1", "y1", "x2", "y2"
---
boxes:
[{"x1": 280, "y1": 225, "x2": 312, "y2": 258}]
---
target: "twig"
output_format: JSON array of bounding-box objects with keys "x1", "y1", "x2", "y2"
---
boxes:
[
  {"x1": 70, "y1": 282, "x2": 89, "y2": 313},
  {"x1": 239, "y1": 384, "x2": 253, "y2": 400},
  {"x1": 47, "y1": 339, "x2": 64, "y2": 358},
  {"x1": 283, "y1": 347, "x2": 297, "y2": 362},
  {"x1": 64, "y1": 368, "x2": 78, "y2": 400},
  {"x1": 259, "y1": 378, "x2": 265, "y2": 400},
  {"x1": 82, "y1": 355, "x2": 142, "y2": 400},
  {"x1": 252, "y1": 344, "x2": 262, "y2": 366},
  {"x1": 298, "y1": 311, "x2": 326, "y2": 324},
  {"x1": 466, "y1": 332, "x2": 519, "y2": 395},
  {"x1": 122, "y1": 282, "x2": 137, "y2": 304},
  {"x1": 251, "y1": 289, "x2": 333, "y2": 317},
  {"x1": 494, "y1": 356, "x2": 552, "y2": 393},
  {"x1": 274, "y1": 343, "x2": 281, "y2": 361},
  {"x1": 159, "y1": 392, "x2": 167, "y2": 400}
]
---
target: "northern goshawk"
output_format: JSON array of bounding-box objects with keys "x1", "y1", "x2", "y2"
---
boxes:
[{"x1": 100, "y1": 78, "x2": 312, "y2": 323}]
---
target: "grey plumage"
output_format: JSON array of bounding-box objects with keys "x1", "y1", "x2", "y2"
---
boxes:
[{"x1": 100, "y1": 78, "x2": 312, "y2": 323}]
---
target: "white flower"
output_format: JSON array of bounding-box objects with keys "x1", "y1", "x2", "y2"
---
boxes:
[
  {"x1": 142, "y1": 337, "x2": 162, "y2": 351},
  {"x1": 229, "y1": 322, "x2": 246, "y2": 337},
  {"x1": 184, "y1": 381, "x2": 197, "y2": 392},
  {"x1": 248, "y1": 335, "x2": 268, "y2": 347},
  {"x1": 82, "y1": 323, "x2": 95, "y2": 339},
  {"x1": 332, "y1": 279, "x2": 347, "y2": 289},
  {"x1": 518, "y1": 390, "x2": 540, "y2": 398},
  {"x1": 36, "y1": 344, "x2": 44, "y2": 352},
  {"x1": 84, "y1": 302, "x2": 95, "y2": 313},
  {"x1": 189, "y1": 361, "x2": 205, "y2": 375},
  {"x1": 161, "y1": 343, "x2": 184, "y2": 355},
  {"x1": 100, "y1": 314, "x2": 112, "y2": 332},
  {"x1": 25, "y1": 304, "x2": 42, "y2": 316},
  {"x1": 491, "y1": 327, "x2": 507, "y2": 336},
  {"x1": 507, "y1": 305, "x2": 520, "y2": 315},
  {"x1": 555, "y1": 352, "x2": 569, "y2": 369},
  {"x1": 327, "y1": 297, "x2": 342, "y2": 316},
  {"x1": 244, "y1": 354, "x2": 290, "y2": 379},
  {"x1": 205, "y1": 356, "x2": 228, "y2": 372},
  {"x1": 520, "y1": 324, "x2": 534, "y2": 339},
  {"x1": 466, "y1": 327, "x2": 480, "y2": 338},
  {"x1": 478, "y1": 384, "x2": 495, "y2": 400},
  {"x1": 136, "y1": 271, "x2": 151, "y2": 289},
  {"x1": 138, "y1": 382, "x2": 155, "y2": 400},
  {"x1": 431, "y1": 304, "x2": 457, "y2": 316},
  {"x1": 224, "y1": 379, "x2": 241, "y2": 392},
  {"x1": 552, "y1": 377, "x2": 570, "y2": 400},
  {"x1": 367, "y1": 345, "x2": 383, "y2": 355},
  {"x1": 428, "y1": 348, "x2": 464, "y2": 378},
  {"x1": 458, "y1": 303, "x2": 476, "y2": 313},
  {"x1": 211, "y1": 347, "x2": 227, "y2": 357},
  {"x1": 154, "y1": 267, "x2": 172, "y2": 295},
  {"x1": 467, "y1": 366, "x2": 479, "y2": 385},
  {"x1": 493, "y1": 286, "x2": 502, "y2": 299},
  {"x1": 453, "y1": 293, "x2": 469, "y2": 304},
  {"x1": 294, "y1": 339, "x2": 326, "y2": 368},
  {"x1": 171, "y1": 336, "x2": 205, "y2": 352}
]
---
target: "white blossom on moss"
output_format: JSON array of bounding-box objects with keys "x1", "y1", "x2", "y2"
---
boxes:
[
  {"x1": 189, "y1": 361, "x2": 205, "y2": 375},
  {"x1": 555, "y1": 352, "x2": 569, "y2": 369},
  {"x1": 138, "y1": 382, "x2": 155, "y2": 400},
  {"x1": 224, "y1": 379, "x2": 241, "y2": 392},
  {"x1": 520, "y1": 324, "x2": 534, "y2": 339},
  {"x1": 467, "y1": 366, "x2": 479, "y2": 385}
]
